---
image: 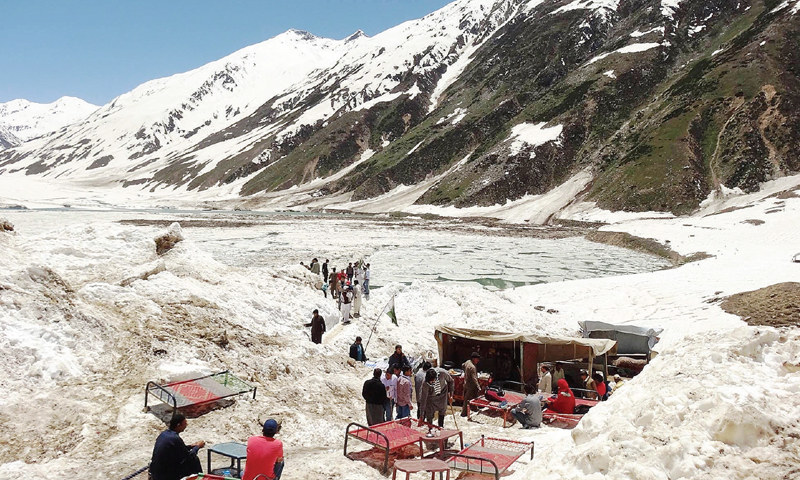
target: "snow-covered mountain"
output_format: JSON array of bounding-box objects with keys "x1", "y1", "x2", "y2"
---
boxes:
[
  {"x1": 0, "y1": 125, "x2": 21, "y2": 149},
  {"x1": 0, "y1": 0, "x2": 518, "y2": 191},
  {"x1": 0, "y1": 97, "x2": 98, "y2": 144},
  {"x1": 0, "y1": 0, "x2": 798, "y2": 218}
]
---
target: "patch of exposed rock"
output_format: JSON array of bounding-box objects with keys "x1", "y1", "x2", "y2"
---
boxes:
[
  {"x1": 721, "y1": 282, "x2": 800, "y2": 328},
  {"x1": 154, "y1": 222, "x2": 184, "y2": 255}
]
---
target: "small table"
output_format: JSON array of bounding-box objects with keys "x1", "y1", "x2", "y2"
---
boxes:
[
  {"x1": 393, "y1": 458, "x2": 450, "y2": 480},
  {"x1": 419, "y1": 428, "x2": 463, "y2": 458},
  {"x1": 208, "y1": 442, "x2": 247, "y2": 477}
]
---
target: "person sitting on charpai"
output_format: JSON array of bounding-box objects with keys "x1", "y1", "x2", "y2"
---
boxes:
[
  {"x1": 510, "y1": 383, "x2": 542, "y2": 429},
  {"x1": 242, "y1": 419, "x2": 284, "y2": 480},
  {"x1": 544, "y1": 379, "x2": 576, "y2": 414}
]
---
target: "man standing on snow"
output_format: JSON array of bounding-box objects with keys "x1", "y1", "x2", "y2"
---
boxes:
[
  {"x1": 461, "y1": 352, "x2": 481, "y2": 417},
  {"x1": 349, "y1": 336, "x2": 367, "y2": 362},
  {"x1": 362, "y1": 368, "x2": 388, "y2": 426},
  {"x1": 381, "y1": 366, "x2": 398, "y2": 422},
  {"x1": 419, "y1": 367, "x2": 454, "y2": 427},
  {"x1": 352, "y1": 280, "x2": 363, "y2": 318},
  {"x1": 346, "y1": 262, "x2": 354, "y2": 282},
  {"x1": 322, "y1": 259, "x2": 329, "y2": 282},
  {"x1": 388, "y1": 345, "x2": 411, "y2": 370},
  {"x1": 340, "y1": 284, "x2": 354, "y2": 324},
  {"x1": 354, "y1": 262, "x2": 365, "y2": 287},
  {"x1": 415, "y1": 361, "x2": 431, "y2": 419},
  {"x1": 310, "y1": 258, "x2": 320, "y2": 275},
  {"x1": 396, "y1": 365, "x2": 414, "y2": 419},
  {"x1": 329, "y1": 268, "x2": 339, "y2": 301},
  {"x1": 149, "y1": 413, "x2": 204, "y2": 480},
  {"x1": 363, "y1": 263, "x2": 371, "y2": 298},
  {"x1": 303, "y1": 309, "x2": 326, "y2": 344}
]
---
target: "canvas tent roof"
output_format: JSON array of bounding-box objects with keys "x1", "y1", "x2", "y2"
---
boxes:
[
  {"x1": 579, "y1": 321, "x2": 662, "y2": 355},
  {"x1": 435, "y1": 325, "x2": 617, "y2": 361}
]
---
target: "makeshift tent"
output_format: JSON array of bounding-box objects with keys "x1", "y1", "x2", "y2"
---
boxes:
[
  {"x1": 434, "y1": 326, "x2": 616, "y2": 386},
  {"x1": 578, "y1": 321, "x2": 662, "y2": 356}
]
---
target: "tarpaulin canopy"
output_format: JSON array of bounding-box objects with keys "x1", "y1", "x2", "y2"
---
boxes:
[
  {"x1": 434, "y1": 325, "x2": 617, "y2": 363},
  {"x1": 578, "y1": 321, "x2": 662, "y2": 355}
]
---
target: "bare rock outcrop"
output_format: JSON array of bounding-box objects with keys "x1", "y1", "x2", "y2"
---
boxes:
[{"x1": 154, "y1": 222, "x2": 184, "y2": 255}]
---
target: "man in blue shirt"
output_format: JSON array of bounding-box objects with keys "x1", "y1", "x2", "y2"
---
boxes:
[
  {"x1": 150, "y1": 413, "x2": 204, "y2": 480},
  {"x1": 349, "y1": 337, "x2": 367, "y2": 362}
]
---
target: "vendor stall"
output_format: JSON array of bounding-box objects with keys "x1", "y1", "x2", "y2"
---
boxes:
[{"x1": 434, "y1": 326, "x2": 617, "y2": 392}]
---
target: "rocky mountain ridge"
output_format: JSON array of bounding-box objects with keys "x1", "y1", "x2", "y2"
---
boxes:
[{"x1": 1, "y1": 0, "x2": 798, "y2": 220}]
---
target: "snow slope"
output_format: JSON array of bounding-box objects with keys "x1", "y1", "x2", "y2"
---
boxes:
[
  {"x1": 0, "y1": 173, "x2": 798, "y2": 479},
  {"x1": 0, "y1": 97, "x2": 98, "y2": 142},
  {"x1": 0, "y1": 125, "x2": 21, "y2": 149}
]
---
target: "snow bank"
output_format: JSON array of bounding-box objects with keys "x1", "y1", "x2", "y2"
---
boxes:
[
  {"x1": 507, "y1": 122, "x2": 563, "y2": 157},
  {"x1": 545, "y1": 328, "x2": 800, "y2": 479},
  {"x1": 1, "y1": 174, "x2": 799, "y2": 479},
  {"x1": 661, "y1": 0, "x2": 685, "y2": 20},
  {"x1": 550, "y1": 0, "x2": 620, "y2": 17},
  {"x1": 586, "y1": 43, "x2": 662, "y2": 65}
]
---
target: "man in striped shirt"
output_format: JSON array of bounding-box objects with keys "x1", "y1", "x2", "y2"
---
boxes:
[{"x1": 418, "y1": 367, "x2": 454, "y2": 427}]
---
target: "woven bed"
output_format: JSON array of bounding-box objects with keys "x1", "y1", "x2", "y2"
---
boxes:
[
  {"x1": 145, "y1": 371, "x2": 256, "y2": 417},
  {"x1": 467, "y1": 391, "x2": 526, "y2": 427},
  {"x1": 542, "y1": 397, "x2": 599, "y2": 429},
  {"x1": 344, "y1": 418, "x2": 442, "y2": 472},
  {"x1": 446, "y1": 436, "x2": 534, "y2": 480}
]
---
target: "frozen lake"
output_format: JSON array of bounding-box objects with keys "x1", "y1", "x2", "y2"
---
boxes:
[{"x1": 2, "y1": 209, "x2": 671, "y2": 290}]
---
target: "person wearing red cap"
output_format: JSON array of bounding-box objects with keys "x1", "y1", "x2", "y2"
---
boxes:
[{"x1": 243, "y1": 418, "x2": 284, "y2": 480}]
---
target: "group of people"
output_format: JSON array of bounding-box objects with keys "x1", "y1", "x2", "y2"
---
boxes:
[
  {"x1": 579, "y1": 369, "x2": 624, "y2": 400},
  {"x1": 149, "y1": 414, "x2": 284, "y2": 480},
  {"x1": 361, "y1": 345, "x2": 415, "y2": 425},
  {"x1": 361, "y1": 345, "x2": 460, "y2": 428},
  {"x1": 358, "y1": 348, "x2": 629, "y2": 431},
  {"x1": 303, "y1": 258, "x2": 371, "y2": 325},
  {"x1": 301, "y1": 260, "x2": 375, "y2": 344},
  {"x1": 542, "y1": 362, "x2": 624, "y2": 400}
]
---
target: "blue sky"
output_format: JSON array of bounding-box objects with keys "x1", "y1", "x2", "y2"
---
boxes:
[{"x1": 1, "y1": 0, "x2": 452, "y2": 105}]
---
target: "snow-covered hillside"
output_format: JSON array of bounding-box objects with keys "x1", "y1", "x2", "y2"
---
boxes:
[
  {"x1": 0, "y1": 173, "x2": 798, "y2": 480},
  {"x1": 0, "y1": 97, "x2": 98, "y2": 143},
  {"x1": 0, "y1": 125, "x2": 21, "y2": 149},
  {"x1": 0, "y1": 0, "x2": 520, "y2": 193},
  {"x1": 1, "y1": 0, "x2": 797, "y2": 221}
]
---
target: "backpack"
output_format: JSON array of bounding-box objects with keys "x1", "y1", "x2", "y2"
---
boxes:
[{"x1": 485, "y1": 386, "x2": 505, "y2": 402}]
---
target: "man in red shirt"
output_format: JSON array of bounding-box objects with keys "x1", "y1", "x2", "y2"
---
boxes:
[{"x1": 242, "y1": 419, "x2": 284, "y2": 480}]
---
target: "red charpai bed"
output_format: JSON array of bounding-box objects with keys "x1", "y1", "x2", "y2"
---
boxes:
[
  {"x1": 445, "y1": 435, "x2": 534, "y2": 480},
  {"x1": 467, "y1": 391, "x2": 526, "y2": 427},
  {"x1": 345, "y1": 418, "x2": 446, "y2": 472}
]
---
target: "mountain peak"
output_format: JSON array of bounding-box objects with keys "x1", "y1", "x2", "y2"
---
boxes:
[
  {"x1": 283, "y1": 29, "x2": 319, "y2": 41},
  {"x1": 345, "y1": 30, "x2": 367, "y2": 43}
]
